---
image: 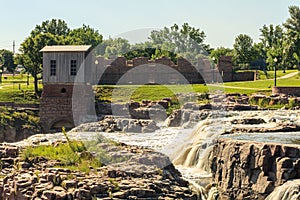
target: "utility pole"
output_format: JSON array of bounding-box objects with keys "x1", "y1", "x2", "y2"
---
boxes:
[{"x1": 13, "y1": 40, "x2": 15, "y2": 55}]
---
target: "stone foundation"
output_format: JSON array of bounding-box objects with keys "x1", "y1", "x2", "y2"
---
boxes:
[
  {"x1": 211, "y1": 138, "x2": 300, "y2": 200},
  {"x1": 40, "y1": 84, "x2": 94, "y2": 132}
]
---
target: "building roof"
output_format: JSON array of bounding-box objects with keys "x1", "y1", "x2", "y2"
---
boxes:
[{"x1": 40, "y1": 45, "x2": 92, "y2": 52}]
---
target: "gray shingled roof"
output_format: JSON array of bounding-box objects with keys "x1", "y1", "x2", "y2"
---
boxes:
[{"x1": 40, "y1": 45, "x2": 92, "y2": 52}]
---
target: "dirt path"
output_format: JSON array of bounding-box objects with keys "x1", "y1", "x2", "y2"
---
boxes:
[
  {"x1": 207, "y1": 84, "x2": 269, "y2": 91},
  {"x1": 277, "y1": 71, "x2": 298, "y2": 79}
]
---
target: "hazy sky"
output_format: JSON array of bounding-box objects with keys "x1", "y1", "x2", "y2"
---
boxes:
[{"x1": 0, "y1": 0, "x2": 299, "y2": 51}]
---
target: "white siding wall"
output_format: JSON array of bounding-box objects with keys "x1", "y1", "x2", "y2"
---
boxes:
[{"x1": 43, "y1": 52, "x2": 86, "y2": 83}]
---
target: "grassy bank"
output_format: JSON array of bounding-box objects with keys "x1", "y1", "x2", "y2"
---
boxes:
[
  {"x1": 0, "y1": 72, "x2": 299, "y2": 104},
  {"x1": 0, "y1": 74, "x2": 41, "y2": 103}
]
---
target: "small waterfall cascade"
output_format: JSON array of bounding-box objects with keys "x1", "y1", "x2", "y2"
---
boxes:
[
  {"x1": 265, "y1": 179, "x2": 300, "y2": 200},
  {"x1": 171, "y1": 111, "x2": 230, "y2": 200},
  {"x1": 173, "y1": 115, "x2": 228, "y2": 171}
]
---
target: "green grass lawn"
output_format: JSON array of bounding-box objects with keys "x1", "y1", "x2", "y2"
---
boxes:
[
  {"x1": 236, "y1": 69, "x2": 298, "y2": 80},
  {"x1": 0, "y1": 74, "x2": 41, "y2": 103},
  {"x1": 1, "y1": 73, "x2": 299, "y2": 104},
  {"x1": 225, "y1": 74, "x2": 300, "y2": 88}
]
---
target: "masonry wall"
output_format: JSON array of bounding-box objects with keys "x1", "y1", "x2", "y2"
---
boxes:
[
  {"x1": 95, "y1": 56, "x2": 257, "y2": 84},
  {"x1": 272, "y1": 86, "x2": 300, "y2": 96},
  {"x1": 233, "y1": 71, "x2": 256, "y2": 82},
  {"x1": 218, "y1": 56, "x2": 233, "y2": 82},
  {"x1": 40, "y1": 84, "x2": 93, "y2": 132},
  {"x1": 94, "y1": 56, "x2": 238, "y2": 85}
]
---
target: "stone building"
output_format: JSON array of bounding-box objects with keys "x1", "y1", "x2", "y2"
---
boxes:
[
  {"x1": 40, "y1": 45, "x2": 94, "y2": 132},
  {"x1": 40, "y1": 45, "x2": 256, "y2": 132}
]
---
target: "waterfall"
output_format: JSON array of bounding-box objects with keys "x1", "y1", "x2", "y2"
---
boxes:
[
  {"x1": 265, "y1": 179, "x2": 300, "y2": 200},
  {"x1": 172, "y1": 115, "x2": 227, "y2": 171},
  {"x1": 170, "y1": 112, "x2": 228, "y2": 200},
  {"x1": 189, "y1": 180, "x2": 219, "y2": 200}
]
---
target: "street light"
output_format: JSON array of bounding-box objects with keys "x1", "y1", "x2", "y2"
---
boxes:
[
  {"x1": 274, "y1": 57, "x2": 277, "y2": 87},
  {"x1": 0, "y1": 69, "x2": 2, "y2": 84},
  {"x1": 211, "y1": 57, "x2": 216, "y2": 83}
]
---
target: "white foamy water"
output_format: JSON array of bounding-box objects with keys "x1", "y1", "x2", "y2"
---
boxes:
[{"x1": 11, "y1": 109, "x2": 300, "y2": 190}]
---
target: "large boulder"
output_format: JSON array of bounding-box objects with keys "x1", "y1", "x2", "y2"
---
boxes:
[{"x1": 211, "y1": 138, "x2": 300, "y2": 199}]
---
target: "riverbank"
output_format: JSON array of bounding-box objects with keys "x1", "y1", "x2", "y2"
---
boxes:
[
  {"x1": 1, "y1": 95, "x2": 300, "y2": 199},
  {"x1": 0, "y1": 139, "x2": 198, "y2": 199}
]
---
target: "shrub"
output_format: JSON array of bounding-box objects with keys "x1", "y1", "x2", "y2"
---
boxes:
[{"x1": 288, "y1": 98, "x2": 298, "y2": 108}]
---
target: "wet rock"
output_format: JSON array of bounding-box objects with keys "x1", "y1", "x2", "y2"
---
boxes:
[
  {"x1": 265, "y1": 179, "x2": 300, "y2": 200},
  {"x1": 165, "y1": 109, "x2": 182, "y2": 127},
  {"x1": 229, "y1": 123, "x2": 300, "y2": 134},
  {"x1": 113, "y1": 191, "x2": 129, "y2": 198},
  {"x1": 231, "y1": 118, "x2": 266, "y2": 125},
  {"x1": 71, "y1": 117, "x2": 159, "y2": 133},
  {"x1": 62, "y1": 180, "x2": 77, "y2": 190}
]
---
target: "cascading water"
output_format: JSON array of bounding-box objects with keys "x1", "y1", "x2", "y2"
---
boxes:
[
  {"x1": 12, "y1": 109, "x2": 300, "y2": 199},
  {"x1": 173, "y1": 113, "x2": 229, "y2": 172}
]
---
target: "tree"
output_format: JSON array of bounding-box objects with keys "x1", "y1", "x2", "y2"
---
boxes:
[
  {"x1": 260, "y1": 24, "x2": 284, "y2": 50},
  {"x1": 19, "y1": 33, "x2": 63, "y2": 95},
  {"x1": 18, "y1": 19, "x2": 103, "y2": 96},
  {"x1": 259, "y1": 24, "x2": 289, "y2": 70},
  {"x1": 30, "y1": 19, "x2": 70, "y2": 37},
  {"x1": 210, "y1": 47, "x2": 233, "y2": 64},
  {"x1": 233, "y1": 34, "x2": 254, "y2": 67},
  {"x1": 283, "y1": 6, "x2": 300, "y2": 69},
  {"x1": 251, "y1": 42, "x2": 267, "y2": 70},
  {"x1": 124, "y1": 41, "x2": 156, "y2": 60},
  {"x1": 148, "y1": 23, "x2": 209, "y2": 64},
  {"x1": 66, "y1": 24, "x2": 102, "y2": 48},
  {"x1": 95, "y1": 37, "x2": 130, "y2": 58},
  {"x1": 0, "y1": 49, "x2": 16, "y2": 72},
  {"x1": 19, "y1": 19, "x2": 69, "y2": 95}
]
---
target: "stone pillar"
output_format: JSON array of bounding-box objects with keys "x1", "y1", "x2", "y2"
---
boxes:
[
  {"x1": 40, "y1": 83, "x2": 93, "y2": 132},
  {"x1": 218, "y1": 56, "x2": 233, "y2": 82}
]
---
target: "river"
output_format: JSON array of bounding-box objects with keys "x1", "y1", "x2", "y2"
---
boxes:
[{"x1": 13, "y1": 109, "x2": 300, "y2": 199}]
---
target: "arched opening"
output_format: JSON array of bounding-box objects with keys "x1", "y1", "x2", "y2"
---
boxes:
[
  {"x1": 61, "y1": 88, "x2": 66, "y2": 93},
  {"x1": 51, "y1": 120, "x2": 74, "y2": 131}
]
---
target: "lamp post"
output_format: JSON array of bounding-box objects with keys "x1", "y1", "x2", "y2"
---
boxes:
[
  {"x1": 274, "y1": 57, "x2": 277, "y2": 87},
  {"x1": 283, "y1": 49, "x2": 286, "y2": 73},
  {"x1": 0, "y1": 69, "x2": 2, "y2": 84},
  {"x1": 212, "y1": 57, "x2": 215, "y2": 83}
]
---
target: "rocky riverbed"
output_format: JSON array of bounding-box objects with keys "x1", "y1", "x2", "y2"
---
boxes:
[
  {"x1": 1, "y1": 94, "x2": 300, "y2": 200},
  {"x1": 0, "y1": 141, "x2": 199, "y2": 200}
]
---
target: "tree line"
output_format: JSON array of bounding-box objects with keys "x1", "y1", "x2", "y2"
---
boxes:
[{"x1": 0, "y1": 6, "x2": 299, "y2": 95}]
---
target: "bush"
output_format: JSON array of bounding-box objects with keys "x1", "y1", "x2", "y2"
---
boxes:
[{"x1": 288, "y1": 98, "x2": 298, "y2": 108}]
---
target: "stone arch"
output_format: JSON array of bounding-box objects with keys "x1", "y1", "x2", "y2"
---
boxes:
[{"x1": 50, "y1": 119, "x2": 74, "y2": 131}]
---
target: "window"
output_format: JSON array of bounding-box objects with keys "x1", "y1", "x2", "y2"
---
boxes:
[
  {"x1": 70, "y1": 60, "x2": 77, "y2": 76},
  {"x1": 50, "y1": 60, "x2": 56, "y2": 76}
]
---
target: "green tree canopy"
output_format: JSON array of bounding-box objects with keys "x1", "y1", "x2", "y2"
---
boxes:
[
  {"x1": 283, "y1": 5, "x2": 300, "y2": 68},
  {"x1": 66, "y1": 24, "x2": 102, "y2": 48},
  {"x1": 210, "y1": 47, "x2": 233, "y2": 64},
  {"x1": 30, "y1": 19, "x2": 70, "y2": 37},
  {"x1": 148, "y1": 23, "x2": 210, "y2": 64},
  {"x1": 95, "y1": 37, "x2": 130, "y2": 58},
  {"x1": 233, "y1": 34, "x2": 254, "y2": 66},
  {"x1": 18, "y1": 19, "x2": 103, "y2": 95},
  {"x1": 0, "y1": 49, "x2": 16, "y2": 72}
]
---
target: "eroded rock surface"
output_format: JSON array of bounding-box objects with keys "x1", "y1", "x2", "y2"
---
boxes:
[
  {"x1": 0, "y1": 141, "x2": 196, "y2": 200},
  {"x1": 211, "y1": 138, "x2": 300, "y2": 200},
  {"x1": 71, "y1": 116, "x2": 160, "y2": 133}
]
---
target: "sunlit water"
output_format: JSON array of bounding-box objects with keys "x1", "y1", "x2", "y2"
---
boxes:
[{"x1": 12, "y1": 109, "x2": 300, "y2": 196}]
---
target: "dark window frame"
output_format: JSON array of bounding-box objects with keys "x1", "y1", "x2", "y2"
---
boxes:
[
  {"x1": 70, "y1": 60, "x2": 77, "y2": 76},
  {"x1": 50, "y1": 60, "x2": 56, "y2": 76}
]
